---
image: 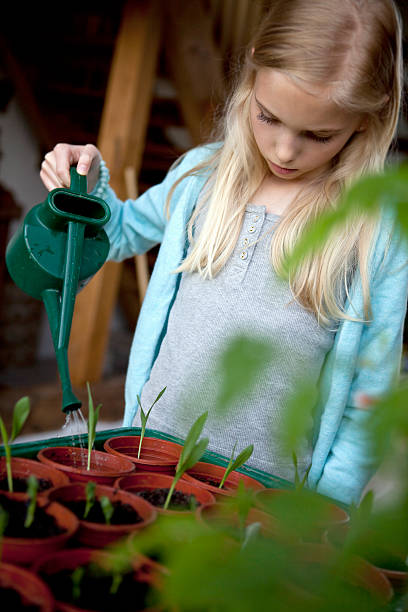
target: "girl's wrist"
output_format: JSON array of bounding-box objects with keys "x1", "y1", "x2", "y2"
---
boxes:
[{"x1": 91, "y1": 159, "x2": 110, "y2": 198}]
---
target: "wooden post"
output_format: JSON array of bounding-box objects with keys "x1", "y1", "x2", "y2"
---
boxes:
[{"x1": 69, "y1": 0, "x2": 162, "y2": 385}]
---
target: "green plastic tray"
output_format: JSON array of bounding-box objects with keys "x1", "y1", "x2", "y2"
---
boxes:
[{"x1": 1, "y1": 426, "x2": 291, "y2": 490}]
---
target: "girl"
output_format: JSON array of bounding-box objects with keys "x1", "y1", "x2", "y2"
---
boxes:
[{"x1": 40, "y1": 0, "x2": 407, "y2": 505}]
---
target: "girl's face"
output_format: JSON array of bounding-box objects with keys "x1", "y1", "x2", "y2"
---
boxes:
[{"x1": 250, "y1": 69, "x2": 365, "y2": 183}]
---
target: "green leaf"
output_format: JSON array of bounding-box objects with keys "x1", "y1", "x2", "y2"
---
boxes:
[
  {"x1": 178, "y1": 437, "x2": 209, "y2": 474},
  {"x1": 84, "y1": 481, "x2": 96, "y2": 519},
  {"x1": 177, "y1": 412, "x2": 208, "y2": 469},
  {"x1": 87, "y1": 382, "x2": 101, "y2": 471},
  {"x1": 0, "y1": 417, "x2": 12, "y2": 492},
  {"x1": 100, "y1": 496, "x2": 114, "y2": 525},
  {"x1": 24, "y1": 475, "x2": 39, "y2": 528},
  {"x1": 10, "y1": 397, "x2": 30, "y2": 442},
  {"x1": 229, "y1": 444, "x2": 253, "y2": 474},
  {"x1": 146, "y1": 386, "x2": 167, "y2": 419}
]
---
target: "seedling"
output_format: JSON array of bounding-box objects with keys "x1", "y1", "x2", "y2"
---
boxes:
[
  {"x1": 100, "y1": 496, "x2": 114, "y2": 525},
  {"x1": 163, "y1": 412, "x2": 209, "y2": 511},
  {"x1": 292, "y1": 452, "x2": 312, "y2": 489},
  {"x1": 71, "y1": 566, "x2": 85, "y2": 601},
  {"x1": 0, "y1": 397, "x2": 30, "y2": 492},
  {"x1": 86, "y1": 382, "x2": 101, "y2": 471},
  {"x1": 219, "y1": 442, "x2": 254, "y2": 489},
  {"x1": 24, "y1": 475, "x2": 39, "y2": 528},
  {"x1": 0, "y1": 505, "x2": 8, "y2": 561},
  {"x1": 83, "y1": 481, "x2": 97, "y2": 519},
  {"x1": 136, "y1": 386, "x2": 166, "y2": 459}
]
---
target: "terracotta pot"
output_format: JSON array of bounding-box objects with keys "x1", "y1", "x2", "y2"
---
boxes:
[
  {"x1": 291, "y1": 542, "x2": 393, "y2": 605},
  {"x1": 0, "y1": 490, "x2": 79, "y2": 566},
  {"x1": 104, "y1": 436, "x2": 182, "y2": 474},
  {"x1": 254, "y1": 488, "x2": 349, "y2": 542},
  {"x1": 115, "y1": 472, "x2": 215, "y2": 515},
  {"x1": 0, "y1": 561, "x2": 55, "y2": 611},
  {"x1": 46, "y1": 482, "x2": 157, "y2": 548},
  {"x1": 37, "y1": 446, "x2": 135, "y2": 485},
  {"x1": 32, "y1": 547, "x2": 165, "y2": 612},
  {"x1": 0, "y1": 456, "x2": 69, "y2": 494},
  {"x1": 182, "y1": 461, "x2": 265, "y2": 498},
  {"x1": 197, "y1": 501, "x2": 279, "y2": 538}
]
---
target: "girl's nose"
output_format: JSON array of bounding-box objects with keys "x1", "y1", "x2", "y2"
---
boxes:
[{"x1": 275, "y1": 131, "x2": 298, "y2": 165}]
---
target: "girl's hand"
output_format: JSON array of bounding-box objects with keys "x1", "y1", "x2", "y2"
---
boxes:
[{"x1": 40, "y1": 143, "x2": 102, "y2": 193}]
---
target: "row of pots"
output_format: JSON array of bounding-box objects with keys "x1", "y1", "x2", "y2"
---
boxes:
[{"x1": 1, "y1": 432, "x2": 406, "y2": 610}]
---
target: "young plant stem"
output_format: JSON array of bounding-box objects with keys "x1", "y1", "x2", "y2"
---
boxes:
[
  {"x1": 163, "y1": 412, "x2": 209, "y2": 511},
  {"x1": 0, "y1": 397, "x2": 30, "y2": 493},
  {"x1": 100, "y1": 496, "x2": 114, "y2": 525},
  {"x1": 83, "y1": 481, "x2": 96, "y2": 519},
  {"x1": 24, "y1": 475, "x2": 39, "y2": 528},
  {"x1": 219, "y1": 443, "x2": 254, "y2": 489},
  {"x1": 86, "y1": 383, "x2": 101, "y2": 471},
  {"x1": 137, "y1": 386, "x2": 166, "y2": 459}
]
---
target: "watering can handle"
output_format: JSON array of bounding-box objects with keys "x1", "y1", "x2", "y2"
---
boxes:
[{"x1": 69, "y1": 166, "x2": 88, "y2": 194}]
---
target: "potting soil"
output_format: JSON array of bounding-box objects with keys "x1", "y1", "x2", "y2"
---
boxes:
[
  {"x1": 0, "y1": 497, "x2": 65, "y2": 538},
  {"x1": 61, "y1": 499, "x2": 143, "y2": 525},
  {"x1": 0, "y1": 476, "x2": 51, "y2": 493},
  {"x1": 40, "y1": 565, "x2": 155, "y2": 611},
  {"x1": 136, "y1": 487, "x2": 198, "y2": 510}
]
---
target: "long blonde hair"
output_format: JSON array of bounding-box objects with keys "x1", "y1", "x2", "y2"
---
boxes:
[{"x1": 173, "y1": 0, "x2": 403, "y2": 326}]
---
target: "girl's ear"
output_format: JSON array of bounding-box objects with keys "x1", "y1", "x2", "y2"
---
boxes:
[{"x1": 356, "y1": 117, "x2": 369, "y2": 132}]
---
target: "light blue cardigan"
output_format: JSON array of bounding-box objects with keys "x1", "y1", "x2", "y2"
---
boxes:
[{"x1": 101, "y1": 144, "x2": 408, "y2": 505}]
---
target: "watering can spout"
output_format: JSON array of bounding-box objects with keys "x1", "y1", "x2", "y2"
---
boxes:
[{"x1": 6, "y1": 166, "x2": 111, "y2": 413}]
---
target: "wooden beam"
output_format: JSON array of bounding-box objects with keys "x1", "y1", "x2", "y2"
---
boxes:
[
  {"x1": 69, "y1": 0, "x2": 162, "y2": 385},
  {"x1": 164, "y1": 0, "x2": 225, "y2": 145}
]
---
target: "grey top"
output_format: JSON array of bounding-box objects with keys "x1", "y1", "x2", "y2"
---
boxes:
[{"x1": 139, "y1": 204, "x2": 334, "y2": 481}]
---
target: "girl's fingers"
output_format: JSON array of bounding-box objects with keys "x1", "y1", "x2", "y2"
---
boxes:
[{"x1": 40, "y1": 143, "x2": 101, "y2": 192}]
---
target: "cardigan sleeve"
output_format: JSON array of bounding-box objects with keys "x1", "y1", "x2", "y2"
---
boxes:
[
  {"x1": 315, "y1": 226, "x2": 408, "y2": 505},
  {"x1": 98, "y1": 146, "x2": 212, "y2": 262}
]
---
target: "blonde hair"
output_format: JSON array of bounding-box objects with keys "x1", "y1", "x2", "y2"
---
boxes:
[{"x1": 172, "y1": 0, "x2": 403, "y2": 326}]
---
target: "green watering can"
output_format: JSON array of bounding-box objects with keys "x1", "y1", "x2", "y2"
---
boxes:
[{"x1": 6, "y1": 167, "x2": 111, "y2": 412}]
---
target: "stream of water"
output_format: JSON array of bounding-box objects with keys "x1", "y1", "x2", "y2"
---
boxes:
[{"x1": 61, "y1": 408, "x2": 88, "y2": 467}]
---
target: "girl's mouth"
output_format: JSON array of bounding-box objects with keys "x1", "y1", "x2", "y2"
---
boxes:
[{"x1": 270, "y1": 162, "x2": 298, "y2": 175}]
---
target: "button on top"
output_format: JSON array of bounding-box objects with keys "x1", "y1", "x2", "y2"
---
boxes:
[
  {"x1": 248, "y1": 225, "x2": 256, "y2": 233},
  {"x1": 240, "y1": 251, "x2": 248, "y2": 260}
]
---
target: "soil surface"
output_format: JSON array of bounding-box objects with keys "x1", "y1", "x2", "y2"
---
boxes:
[
  {"x1": 136, "y1": 487, "x2": 199, "y2": 511},
  {"x1": 62, "y1": 499, "x2": 143, "y2": 525},
  {"x1": 41, "y1": 564, "x2": 155, "y2": 611},
  {"x1": 191, "y1": 474, "x2": 224, "y2": 488},
  {"x1": 0, "y1": 476, "x2": 51, "y2": 493},
  {"x1": 0, "y1": 496, "x2": 65, "y2": 538}
]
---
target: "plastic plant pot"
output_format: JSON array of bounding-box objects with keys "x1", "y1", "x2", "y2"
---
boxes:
[
  {"x1": 197, "y1": 501, "x2": 280, "y2": 539},
  {"x1": 104, "y1": 436, "x2": 182, "y2": 474},
  {"x1": 182, "y1": 461, "x2": 265, "y2": 498},
  {"x1": 0, "y1": 561, "x2": 55, "y2": 611},
  {"x1": 37, "y1": 446, "x2": 135, "y2": 485},
  {"x1": 254, "y1": 487, "x2": 349, "y2": 542},
  {"x1": 46, "y1": 482, "x2": 158, "y2": 548},
  {"x1": 32, "y1": 547, "x2": 166, "y2": 612},
  {"x1": 0, "y1": 490, "x2": 79, "y2": 566},
  {"x1": 0, "y1": 456, "x2": 70, "y2": 494},
  {"x1": 115, "y1": 472, "x2": 215, "y2": 515}
]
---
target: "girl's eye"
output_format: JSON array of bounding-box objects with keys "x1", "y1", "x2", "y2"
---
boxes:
[
  {"x1": 256, "y1": 111, "x2": 277, "y2": 125},
  {"x1": 308, "y1": 133, "x2": 333, "y2": 144}
]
